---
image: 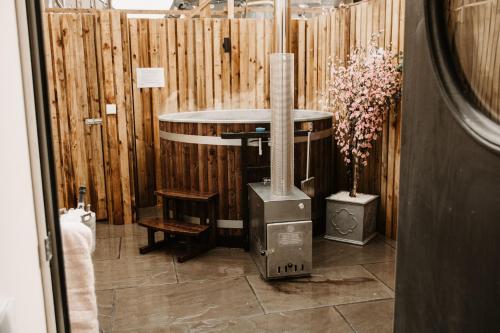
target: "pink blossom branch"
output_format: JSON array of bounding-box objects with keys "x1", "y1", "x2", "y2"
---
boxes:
[{"x1": 326, "y1": 39, "x2": 403, "y2": 196}]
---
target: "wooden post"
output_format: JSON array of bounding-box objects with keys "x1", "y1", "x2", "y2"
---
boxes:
[{"x1": 228, "y1": 0, "x2": 234, "y2": 19}]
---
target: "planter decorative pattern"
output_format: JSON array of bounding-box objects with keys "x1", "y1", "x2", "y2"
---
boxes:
[
  {"x1": 325, "y1": 191, "x2": 378, "y2": 245},
  {"x1": 331, "y1": 208, "x2": 358, "y2": 235}
]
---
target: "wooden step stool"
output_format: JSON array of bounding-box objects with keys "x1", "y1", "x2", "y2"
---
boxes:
[{"x1": 138, "y1": 189, "x2": 218, "y2": 263}]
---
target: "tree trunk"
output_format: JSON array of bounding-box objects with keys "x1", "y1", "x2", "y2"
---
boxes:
[{"x1": 350, "y1": 157, "x2": 359, "y2": 197}]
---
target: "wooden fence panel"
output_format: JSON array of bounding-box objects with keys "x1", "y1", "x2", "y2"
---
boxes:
[
  {"x1": 44, "y1": 13, "x2": 109, "y2": 220},
  {"x1": 82, "y1": 14, "x2": 107, "y2": 219},
  {"x1": 99, "y1": 11, "x2": 133, "y2": 224},
  {"x1": 130, "y1": 19, "x2": 153, "y2": 208},
  {"x1": 221, "y1": 20, "x2": 232, "y2": 107},
  {"x1": 62, "y1": 14, "x2": 89, "y2": 207},
  {"x1": 43, "y1": 11, "x2": 136, "y2": 224},
  {"x1": 100, "y1": 12, "x2": 122, "y2": 224},
  {"x1": 43, "y1": 13, "x2": 66, "y2": 208},
  {"x1": 110, "y1": 11, "x2": 133, "y2": 224},
  {"x1": 239, "y1": 19, "x2": 249, "y2": 108}
]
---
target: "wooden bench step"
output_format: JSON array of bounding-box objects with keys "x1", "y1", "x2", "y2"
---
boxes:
[
  {"x1": 155, "y1": 189, "x2": 218, "y2": 202},
  {"x1": 138, "y1": 217, "x2": 209, "y2": 236}
]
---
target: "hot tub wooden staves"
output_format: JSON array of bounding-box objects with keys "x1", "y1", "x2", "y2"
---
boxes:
[{"x1": 159, "y1": 110, "x2": 333, "y2": 245}]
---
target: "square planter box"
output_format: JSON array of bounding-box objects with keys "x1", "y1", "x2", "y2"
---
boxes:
[{"x1": 325, "y1": 191, "x2": 378, "y2": 245}]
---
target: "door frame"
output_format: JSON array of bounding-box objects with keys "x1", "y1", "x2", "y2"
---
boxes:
[{"x1": 22, "y1": 0, "x2": 71, "y2": 331}]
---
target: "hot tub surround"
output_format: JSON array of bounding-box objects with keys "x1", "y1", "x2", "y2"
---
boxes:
[{"x1": 159, "y1": 109, "x2": 333, "y2": 244}]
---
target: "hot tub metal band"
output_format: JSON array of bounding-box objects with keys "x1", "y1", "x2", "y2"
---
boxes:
[{"x1": 158, "y1": 127, "x2": 333, "y2": 146}]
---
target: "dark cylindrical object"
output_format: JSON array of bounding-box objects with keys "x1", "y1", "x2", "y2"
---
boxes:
[{"x1": 77, "y1": 186, "x2": 87, "y2": 209}]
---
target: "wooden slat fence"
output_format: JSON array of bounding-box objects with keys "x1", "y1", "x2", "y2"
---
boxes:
[
  {"x1": 44, "y1": 12, "x2": 134, "y2": 224},
  {"x1": 43, "y1": 0, "x2": 404, "y2": 238},
  {"x1": 290, "y1": 0, "x2": 405, "y2": 238}
]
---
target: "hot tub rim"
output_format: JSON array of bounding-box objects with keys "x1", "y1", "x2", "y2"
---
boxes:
[{"x1": 158, "y1": 109, "x2": 333, "y2": 124}]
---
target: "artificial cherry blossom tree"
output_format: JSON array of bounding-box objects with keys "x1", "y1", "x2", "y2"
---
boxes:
[{"x1": 326, "y1": 40, "x2": 402, "y2": 197}]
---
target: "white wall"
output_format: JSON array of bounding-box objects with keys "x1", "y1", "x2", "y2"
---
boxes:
[{"x1": 0, "y1": 1, "x2": 48, "y2": 333}]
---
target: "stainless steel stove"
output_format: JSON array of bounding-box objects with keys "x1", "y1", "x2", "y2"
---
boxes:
[{"x1": 249, "y1": 182, "x2": 312, "y2": 279}]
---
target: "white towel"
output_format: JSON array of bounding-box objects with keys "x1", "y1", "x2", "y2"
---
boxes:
[{"x1": 61, "y1": 218, "x2": 99, "y2": 333}]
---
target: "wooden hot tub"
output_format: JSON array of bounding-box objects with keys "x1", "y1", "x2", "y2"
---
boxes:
[{"x1": 159, "y1": 109, "x2": 333, "y2": 245}]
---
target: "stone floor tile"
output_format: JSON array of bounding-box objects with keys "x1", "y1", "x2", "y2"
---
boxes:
[
  {"x1": 175, "y1": 247, "x2": 258, "y2": 283},
  {"x1": 313, "y1": 236, "x2": 395, "y2": 269},
  {"x1": 336, "y1": 299, "x2": 394, "y2": 333},
  {"x1": 112, "y1": 277, "x2": 263, "y2": 331},
  {"x1": 246, "y1": 265, "x2": 394, "y2": 313},
  {"x1": 94, "y1": 237, "x2": 121, "y2": 260},
  {"x1": 112, "y1": 326, "x2": 188, "y2": 333},
  {"x1": 363, "y1": 262, "x2": 395, "y2": 290},
  {"x1": 96, "y1": 289, "x2": 114, "y2": 332},
  {"x1": 94, "y1": 254, "x2": 177, "y2": 291},
  {"x1": 183, "y1": 306, "x2": 353, "y2": 333},
  {"x1": 119, "y1": 234, "x2": 166, "y2": 258},
  {"x1": 96, "y1": 223, "x2": 125, "y2": 239},
  {"x1": 383, "y1": 237, "x2": 397, "y2": 249}
]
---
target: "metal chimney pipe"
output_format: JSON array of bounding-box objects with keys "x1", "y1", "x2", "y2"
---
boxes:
[
  {"x1": 270, "y1": 54, "x2": 294, "y2": 197},
  {"x1": 273, "y1": 0, "x2": 291, "y2": 53},
  {"x1": 270, "y1": 0, "x2": 294, "y2": 197}
]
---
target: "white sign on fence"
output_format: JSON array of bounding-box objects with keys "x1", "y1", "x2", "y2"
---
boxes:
[{"x1": 136, "y1": 67, "x2": 165, "y2": 88}]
